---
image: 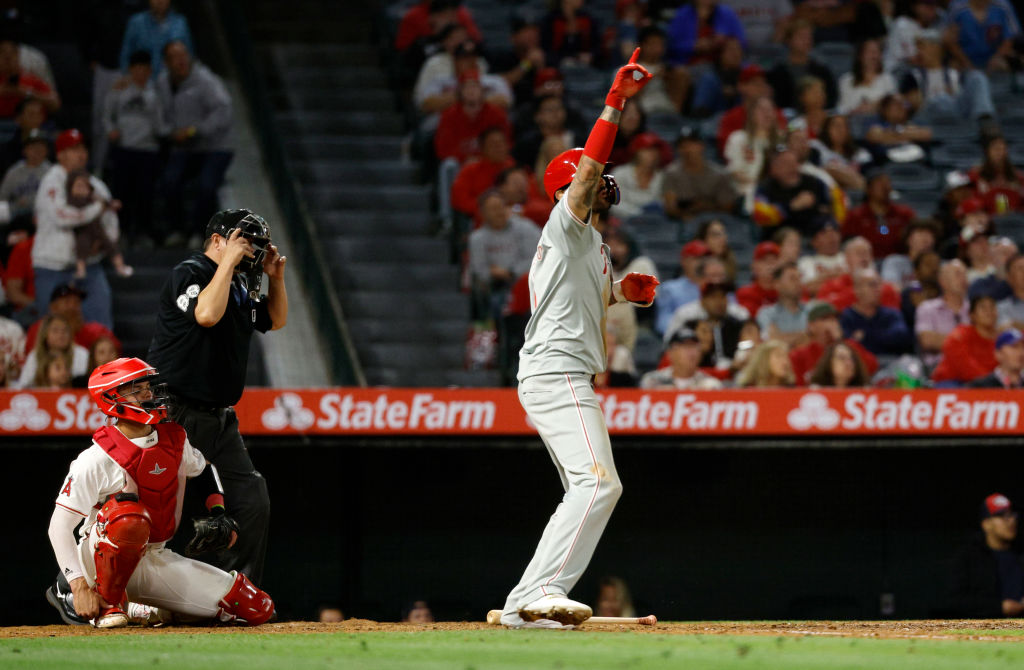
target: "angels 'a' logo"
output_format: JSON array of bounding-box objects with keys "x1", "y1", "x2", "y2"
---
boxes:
[
  {"x1": 0, "y1": 393, "x2": 51, "y2": 431},
  {"x1": 61, "y1": 476, "x2": 73, "y2": 496},
  {"x1": 262, "y1": 393, "x2": 315, "y2": 431}
]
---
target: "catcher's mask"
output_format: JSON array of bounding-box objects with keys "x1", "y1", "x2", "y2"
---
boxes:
[{"x1": 88, "y1": 357, "x2": 169, "y2": 425}]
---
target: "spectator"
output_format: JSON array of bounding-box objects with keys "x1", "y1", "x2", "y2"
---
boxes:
[
  {"x1": 436, "y1": 73, "x2": 512, "y2": 164},
  {"x1": 736, "y1": 241, "x2": 780, "y2": 317},
  {"x1": 0, "y1": 39, "x2": 59, "y2": 120},
  {"x1": 613, "y1": 132, "x2": 667, "y2": 218},
  {"x1": 317, "y1": 605, "x2": 344, "y2": 623},
  {"x1": 493, "y1": 14, "x2": 546, "y2": 106},
  {"x1": 843, "y1": 171, "x2": 917, "y2": 259},
  {"x1": 16, "y1": 314, "x2": 88, "y2": 389},
  {"x1": 691, "y1": 37, "x2": 744, "y2": 118},
  {"x1": 0, "y1": 313, "x2": 24, "y2": 386},
  {"x1": 811, "y1": 114, "x2": 870, "y2": 190},
  {"x1": 931, "y1": 294, "x2": 999, "y2": 384},
  {"x1": 606, "y1": 227, "x2": 659, "y2": 345},
  {"x1": 900, "y1": 31, "x2": 996, "y2": 123},
  {"x1": 696, "y1": 218, "x2": 738, "y2": 283},
  {"x1": 664, "y1": 281, "x2": 748, "y2": 369},
  {"x1": 969, "y1": 135, "x2": 1024, "y2": 215},
  {"x1": 885, "y1": 0, "x2": 944, "y2": 70},
  {"x1": 64, "y1": 168, "x2": 131, "y2": 281},
  {"x1": 467, "y1": 189, "x2": 540, "y2": 324},
  {"x1": 495, "y1": 165, "x2": 550, "y2": 227},
  {"x1": 0, "y1": 98, "x2": 46, "y2": 174},
  {"x1": 936, "y1": 170, "x2": 977, "y2": 241},
  {"x1": 655, "y1": 240, "x2": 713, "y2": 335},
  {"x1": 394, "y1": 0, "x2": 481, "y2": 53},
  {"x1": 533, "y1": 135, "x2": 570, "y2": 197},
  {"x1": 901, "y1": 249, "x2": 942, "y2": 331},
  {"x1": 752, "y1": 146, "x2": 837, "y2": 236},
  {"x1": 817, "y1": 236, "x2": 902, "y2": 311},
  {"x1": 792, "y1": 0, "x2": 861, "y2": 42},
  {"x1": 864, "y1": 93, "x2": 934, "y2": 149},
  {"x1": 104, "y1": 49, "x2": 165, "y2": 245},
  {"x1": 916, "y1": 259, "x2": 970, "y2": 367},
  {"x1": 70, "y1": 334, "x2": 120, "y2": 388},
  {"x1": 595, "y1": 576, "x2": 637, "y2": 618},
  {"x1": 969, "y1": 329, "x2": 1024, "y2": 387},
  {"x1": 666, "y1": 0, "x2": 747, "y2": 65},
  {"x1": 157, "y1": 41, "x2": 233, "y2": 247},
  {"x1": 881, "y1": 218, "x2": 941, "y2": 288},
  {"x1": 716, "y1": 64, "x2": 787, "y2": 155},
  {"x1": 787, "y1": 127, "x2": 846, "y2": 201},
  {"x1": 640, "y1": 326, "x2": 724, "y2": 389},
  {"x1": 809, "y1": 341, "x2": 871, "y2": 387},
  {"x1": 32, "y1": 130, "x2": 118, "y2": 329},
  {"x1": 725, "y1": 96, "x2": 782, "y2": 212},
  {"x1": 971, "y1": 236, "x2": 1018, "y2": 300},
  {"x1": 768, "y1": 20, "x2": 838, "y2": 112},
  {"x1": 789, "y1": 76, "x2": 829, "y2": 140},
  {"x1": 840, "y1": 268, "x2": 913, "y2": 356},
  {"x1": 120, "y1": 0, "x2": 193, "y2": 77},
  {"x1": 541, "y1": 0, "x2": 602, "y2": 67},
  {"x1": 725, "y1": 0, "x2": 793, "y2": 47},
  {"x1": 0, "y1": 128, "x2": 49, "y2": 219},
  {"x1": 945, "y1": 0, "x2": 1020, "y2": 71},
  {"x1": 961, "y1": 226, "x2": 996, "y2": 283},
  {"x1": 402, "y1": 600, "x2": 435, "y2": 623},
  {"x1": 662, "y1": 125, "x2": 737, "y2": 220},
  {"x1": 798, "y1": 217, "x2": 846, "y2": 293},
  {"x1": 773, "y1": 226, "x2": 803, "y2": 265},
  {"x1": 837, "y1": 39, "x2": 897, "y2": 115},
  {"x1": 945, "y1": 493, "x2": 1024, "y2": 617},
  {"x1": 736, "y1": 339, "x2": 795, "y2": 387},
  {"x1": 790, "y1": 301, "x2": 879, "y2": 384},
  {"x1": 24, "y1": 283, "x2": 119, "y2": 354},
  {"x1": 451, "y1": 128, "x2": 516, "y2": 219},
  {"x1": 412, "y1": 23, "x2": 470, "y2": 112},
  {"x1": 417, "y1": 40, "x2": 512, "y2": 117},
  {"x1": 633, "y1": 26, "x2": 689, "y2": 115},
  {"x1": 757, "y1": 261, "x2": 808, "y2": 346},
  {"x1": 515, "y1": 93, "x2": 584, "y2": 168},
  {"x1": 594, "y1": 324, "x2": 638, "y2": 388},
  {"x1": 3, "y1": 233, "x2": 34, "y2": 326},
  {"x1": 997, "y1": 254, "x2": 1024, "y2": 330}
]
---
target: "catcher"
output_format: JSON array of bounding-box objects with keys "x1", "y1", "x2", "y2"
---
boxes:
[{"x1": 45, "y1": 357, "x2": 273, "y2": 628}]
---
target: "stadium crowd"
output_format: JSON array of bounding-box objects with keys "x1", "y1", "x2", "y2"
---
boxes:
[
  {"x1": 397, "y1": 0, "x2": 1024, "y2": 389},
  {"x1": 0, "y1": 1, "x2": 233, "y2": 390}
]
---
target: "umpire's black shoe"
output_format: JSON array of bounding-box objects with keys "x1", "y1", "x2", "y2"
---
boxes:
[{"x1": 46, "y1": 574, "x2": 88, "y2": 625}]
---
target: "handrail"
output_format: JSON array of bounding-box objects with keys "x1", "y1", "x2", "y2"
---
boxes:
[{"x1": 214, "y1": 0, "x2": 365, "y2": 386}]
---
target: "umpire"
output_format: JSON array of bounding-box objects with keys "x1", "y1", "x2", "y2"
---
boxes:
[{"x1": 148, "y1": 209, "x2": 287, "y2": 586}]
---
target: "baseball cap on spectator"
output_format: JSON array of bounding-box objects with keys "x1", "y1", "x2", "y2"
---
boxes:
[
  {"x1": 681, "y1": 239, "x2": 712, "y2": 259},
  {"x1": 739, "y1": 64, "x2": 765, "y2": 83},
  {"x1": 945, "y1": 170, "x2": 972, "y2": 190},
  {"x1": 50, "y1": 283, "x2": 87, "y2": 302},
  {"x1": 996, "y1": 329, "x2": 1024, "y2": 349},
  {"x1": 903, "y1": 218, "x2": 941, "y2": 241},
  {"x1": 667, "y1": 326, "x2": 700, "y2": 345},
  {"x1": 23, "y1": 128, "x2": 46, "y2": 146},
  {"x1": 810, "y1": 217, "x2": 840, "y2": 236},
  {"x1": 980, "y1": 493, "x2": 1014, "y2": 519},
  {"x1": 676, "y1": 124, "x2": 703, "y2": 144},
  {"x1": 754, "y1": 241, "x2": 780, "y2": 260},
  {"x1": 55, "y1": 129, "x2": 84, "y2": 154},
  {"x1": 510, "y1": 8, "x2": 539, "y2": 32},
  {"x1": 457, "y1": 68, "x2": 480, "y2": 84},
  {"x1": 957, "y1": 197, "x2": 984, "y2": 218},
  {"x1": 806, "y1": 301, "x2": 838, "y2": 321},
  {"x1": 701, "y1": 281, "x2": 733, "y2": 297},
  {"x1": 627, "y1": 132, "x2": 663, "y2": 160}
]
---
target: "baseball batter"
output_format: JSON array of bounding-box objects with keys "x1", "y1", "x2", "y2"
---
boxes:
[
  {"x1": 500, "y1": 50, "x2": 658, "y2": 628},
  {"x1": 46, "y1": 357, "x2": 273, "y2": 628}
]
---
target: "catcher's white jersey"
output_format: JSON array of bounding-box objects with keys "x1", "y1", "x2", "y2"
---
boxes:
[{"x1": 517, "y1": 196, "x2": 611, "y2": 381}]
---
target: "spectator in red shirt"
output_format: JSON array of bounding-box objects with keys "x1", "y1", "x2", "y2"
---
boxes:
[
  {"x1": 3, "y1": 233, "x2": 34, "y2": 327},
  {"x1": 790, "y1": 301, "x2": 879, "y2": 385},
  {"x1": 969, "y1": 135, "x2": 1024, "y2": 215},
  {"x1": 843, "y1": 171, "x2": 917, "y2": 259},
  {"x1": 736, "y1": 241, "x2": 780, "y2": 317},
  {"x1": 394, "y1": 0, "x2": 481, "y2": 53},
  {"x1": 25, "y1": 283, "x2": 120, "y2": 354},
  {"x1": 931, "y1": 295, "x2": 999, "y2": 385},
  {"x1": 451, "y1": 127, "x2": 516, "y2": 219},
  {"x1": 495, "y1": 165, "x2": 550, "y2": 227},
  {"x1": 434, "y1": 72, "x2": 512, "y2": 162},
  {"x1": 541, "y1": 0, "x2": 603, "y2": 67},
  {"x1": 817, "y1": 236, "x2": 901, "y2": 311},
  {"x1": 716, "y1": 65, "x2": 787, "y2": 155},
  {"x1": 0, "y1": 40, "x2": 59, "y2": 119}
]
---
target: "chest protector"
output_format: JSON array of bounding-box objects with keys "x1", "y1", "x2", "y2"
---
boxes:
[{"x1": 94, "y1": 424, "x2": 187, "y2": 543}]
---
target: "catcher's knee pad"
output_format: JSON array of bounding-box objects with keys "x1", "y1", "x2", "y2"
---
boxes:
[
  {"x1": 94, "y1": 493, "x2": 151, "y2": 605},
  {"x1": 217, "y1": 572, "x2": 274, "y2": 626}
]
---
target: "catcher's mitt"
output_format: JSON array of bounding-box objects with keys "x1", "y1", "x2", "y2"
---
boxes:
[{"x1": 185, "y1": 512, "x2": 239, "y2": 556}]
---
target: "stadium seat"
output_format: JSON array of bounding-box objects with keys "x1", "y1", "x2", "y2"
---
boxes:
[
  {"x1": 930, "y1": 143, "x2": 982, "y2": 171},
  {"x1": 811, "y1": 42, "x2": 854, "y2": 78},
  {"x1": 886, "y1": 163, "x2": 940, "y2": 192},
  {"x1": 893, "y1": 190, "x2": 942, "y2": 217},
  {"x1": 647, "y1": 112, "x2": 685, "y2": 143},
  {"x1": 925, "y1": 116, "x2": 979, "y2": 143},
  {"x1": 748, "y1": 43, "x2": 787, "y2": 68},
  {"x1": 633, "y1": 330, "x2": 664, "y2": 373},
  {"x1": 994, "y1": 213, "x2": 1024, "y2": 246}
]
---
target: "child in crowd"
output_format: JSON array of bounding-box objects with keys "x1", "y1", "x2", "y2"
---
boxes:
[{"x1": 65, "y1": 168, "x2": 133, "y2": 280}]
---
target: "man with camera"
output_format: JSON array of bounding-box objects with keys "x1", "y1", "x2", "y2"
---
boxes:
[{"x1": 147, "y1": 209, "x2": 287, "y2": 586}]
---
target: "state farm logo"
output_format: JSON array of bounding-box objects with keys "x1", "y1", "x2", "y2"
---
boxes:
[
  {"x1": 0, "y1": 393, "x2": 51, "y2": 431},
  {"x1": 262, "y1": 393, "x2": 315, "y2": 430},
  {"x1": 787, "y1": 393, "x2": 840, "y2": 431}
]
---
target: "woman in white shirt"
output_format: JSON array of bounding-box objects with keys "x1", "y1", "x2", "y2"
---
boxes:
[
  {"x1": 724, "y1": 96, "x2": 782, "y2": 213},
  {"x1": 837, "y1": 39, "x2": 896, "y2": 115},
  {"x1": 17, "y1": 315, "x2": 89, "y2": 389},
  {"x1": 612, "y1": 131, "x2": 667, "y2": 218}
]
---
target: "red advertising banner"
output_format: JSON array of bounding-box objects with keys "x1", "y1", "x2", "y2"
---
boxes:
[{"x1": 0, "y1": 388, "x2": 1022, "y2": 437}]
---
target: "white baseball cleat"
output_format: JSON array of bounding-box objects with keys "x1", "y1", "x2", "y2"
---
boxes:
[
  {"x1": 518, "y1": 595, "x2": 592, "y2": 626},
  {"x1": 126, "y1": 602, "x2": 159, "y2": 626},
  {"x1": 93, "y1": 606, "x2": 129, "y2": 629}
]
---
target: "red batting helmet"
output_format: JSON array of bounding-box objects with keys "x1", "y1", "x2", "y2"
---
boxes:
[
  {"x1": 89, "y1": 358, "x2": 169, "y2": 425},
  {"x1": 543, "y1": 147, "x2": 585, "y2": 203}
]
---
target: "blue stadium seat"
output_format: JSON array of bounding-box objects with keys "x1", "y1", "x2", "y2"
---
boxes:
[
  {"x1": 994, "y1": 213, "x2": 1024, "y2": 246},
  {"x1": 811, "y1": 42, "x2": 854, "y2": 78},
  {"x1": 647, "y1": 112, "x2": 685, "y2": 143},
  {"x1": 893, "y1": 190, "x2": 942, "y2": 217},
  {"x1": 930, "y1": 143, "x2": 983, "y2": 170},
  {"x1": 886, "y1": 163, "x2": 940, "y2": 192}
]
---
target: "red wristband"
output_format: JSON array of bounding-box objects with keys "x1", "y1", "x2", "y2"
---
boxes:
[
  {"x1": 583, "y1": 118, "x2": 617, "y2": 166},
  {"x1": 205, "y1": 493, "x2": 225, "y2": 511},
  {"x1": 605, "y1": 92, "x2": 627, "y2": 111}
]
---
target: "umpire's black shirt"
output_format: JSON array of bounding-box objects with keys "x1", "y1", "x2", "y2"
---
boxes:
[{"x1": 148, "y1": 253, "x2": 271, "y2": 407}]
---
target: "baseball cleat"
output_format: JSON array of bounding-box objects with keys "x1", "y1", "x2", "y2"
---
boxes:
[
  {"x1": 45, "y1": 584, "x2": 88, "y2": 626},
  {"x1": 94, "y1": 605, "x2": 129, "y2": 629},
  {"x1": 519, "y1": 595, "x2": 592, "y2": 626},
  {"x1": 126, "y1": 602, "x2": 160, "y2": 626}
]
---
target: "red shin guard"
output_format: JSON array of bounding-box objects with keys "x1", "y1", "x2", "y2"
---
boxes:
[
  {"x1": 93, "y1": 497, "x2": 151, "y2": 605},
  {"x1": 217, "y1": 573, "x2": 274, "y2": 626}
]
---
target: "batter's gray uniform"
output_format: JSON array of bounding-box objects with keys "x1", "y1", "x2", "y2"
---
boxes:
[{"x1": 500, "y1": 195, "x2": 624, "y2": 625}]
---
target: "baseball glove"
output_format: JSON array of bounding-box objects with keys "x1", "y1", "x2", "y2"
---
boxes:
[{"x1": 185, "y1": 512, "x2": 239, "y2": 556}]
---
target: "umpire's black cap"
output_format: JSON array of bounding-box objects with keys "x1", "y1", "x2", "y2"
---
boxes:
[{"x1": 205, "y1": 208, "x2": 269, "y2": 240}]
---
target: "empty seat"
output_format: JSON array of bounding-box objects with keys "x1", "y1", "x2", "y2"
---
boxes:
[
  {"x1": 994, "y1": 213, "x2": 1024, "y2": 245},
  {"x1": 931, "y1": 143, "x2": 982, "y2": 170},
  {"x1": 886, "y1": 163, "x2": 940, "y2": 192},
  {"x1": 893, "y1": 190, "x2": 941, "y2": 217}
]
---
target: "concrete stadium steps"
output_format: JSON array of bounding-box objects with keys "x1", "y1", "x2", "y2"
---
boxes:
[
  {"x1": 269, "y1": 88, "x2": 395, "y2": 113},
  {"x1": 290, "y1": 160, "x2": 419, "y2": 186},
  {"x1": 356, "y1": 342, "x2": 465, "y2": 370},
  {"x1": 284, "y1": 136, "x2": 405, "y2": 162},
  {"x1": 275, "y1": 110, "x2": 405, "y2": 136},
  {"x1": 303, "y1": 184, "x2": 431, "y2": 213},
  {"x1": 341, "y1": 290, "x2": 467, "y2": 320},
  {"x1": 331, "y1": 262, "x2": 460, "y2": 291},
  {"x1": 346, "y1": 317, "x2": 468, "y2": 345},
  {"x1": 326, "y1": 236, "x2": 447, "y2": 263},
  {"x1": 317, "y1": 211, "x2": 429, "y2": 236}
]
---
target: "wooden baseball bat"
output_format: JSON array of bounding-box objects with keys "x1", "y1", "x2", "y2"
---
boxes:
[{"x1": 485, "y1": 610, "x2": 657, "y2": 626}]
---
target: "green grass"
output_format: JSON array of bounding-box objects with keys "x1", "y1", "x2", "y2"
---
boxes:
[
  {"x1": 3, "y1": 630, "x2": 1024, "y2": 670},
  {"x1": 948, "y1": 629, "x2": 1024, "y2": 637}
]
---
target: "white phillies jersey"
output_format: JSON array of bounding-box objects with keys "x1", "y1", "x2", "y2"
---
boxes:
[
  {"x1": 54, "y1": 430, "x2": 206, "y2": 541},
  {"x1": 518, "y1": 195, "x2": 612, "y2": 381}
]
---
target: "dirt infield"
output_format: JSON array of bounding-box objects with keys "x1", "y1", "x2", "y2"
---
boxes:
[{"x1": 1, "y1": 619, "x2": 1022, "y2": 641}]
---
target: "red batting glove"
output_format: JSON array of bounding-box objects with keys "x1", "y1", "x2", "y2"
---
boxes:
[
  {"x1": 605, "y1": 48, "x2": 653, "y2": 111},
  {"x1": 621, "y1": 273, "x2": 660, "y2": 305}
]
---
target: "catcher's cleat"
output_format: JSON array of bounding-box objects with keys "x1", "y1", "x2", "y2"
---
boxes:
[
  {"x1": 519, "y1": 595, "x2": 592, "y2": 626},
  {"x1": 126, "y1": 602, "x2": 159, "y2": 626},
  {"x1": 94, "y1": 604, "x2": 129, "y2": 629},
  {"x1": 45, "y1": 580, "x2": 88, "y2": 626}
]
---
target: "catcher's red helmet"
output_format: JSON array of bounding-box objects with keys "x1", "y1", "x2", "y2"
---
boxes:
[
  {"x1": 88, "y1": 357, "x2": 168, "y2": 425},
  {"x1": 543, "y1": 147, "x2": 585, "y2": 203}
]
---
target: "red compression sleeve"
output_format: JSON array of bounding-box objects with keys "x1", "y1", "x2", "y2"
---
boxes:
[{"x1": 583, "y1": 118, "x2": 617, "y2": 166}]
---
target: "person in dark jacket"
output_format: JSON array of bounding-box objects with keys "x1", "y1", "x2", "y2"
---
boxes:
[
  {"x1": 946, "y1": 493, "x2": 1024, "y2": 618},
  {"x1": 969, "y1": 329, "x2": 1024, "y2": 388}
]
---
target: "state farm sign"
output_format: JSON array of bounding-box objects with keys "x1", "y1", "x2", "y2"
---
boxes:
[{"x1": 0, "y1": 388, "x2": 1020, "y2": 437}]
